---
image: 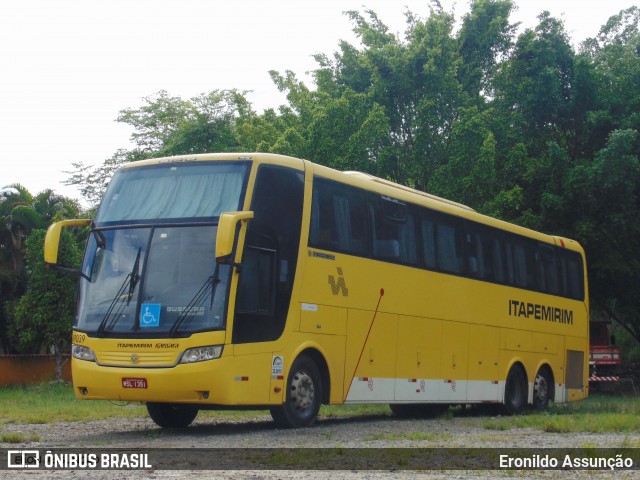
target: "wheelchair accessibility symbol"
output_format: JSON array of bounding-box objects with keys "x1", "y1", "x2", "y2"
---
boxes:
[{"x1": 140, "y1": 304, "x2": 161, "y2": 327}]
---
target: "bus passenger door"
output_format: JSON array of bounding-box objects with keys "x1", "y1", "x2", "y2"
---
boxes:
[{"x1": 230, "y1": 164, "x2": 305, "y2": 404}]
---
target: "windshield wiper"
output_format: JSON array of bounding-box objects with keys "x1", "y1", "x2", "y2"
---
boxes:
[
  {"x1": 96, "y1": 273, "x2": 133, "y2": 337},
  {"x1": 96, "y1": 248, "x2": 142, "y2": 336},
  {"x1": 169, "y1": 264, "x2": 221, "y2": 336},
  {"x1": 127, "y1": 248, "x2": 142, "y2": 304}
]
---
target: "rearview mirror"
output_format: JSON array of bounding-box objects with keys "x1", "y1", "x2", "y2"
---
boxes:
[
  {"x1": 215, "y1": 211, "x2": 254, "y2": 262},
  {"x1": 44, "y1": 218, "x2": 92, "y2": 265}
]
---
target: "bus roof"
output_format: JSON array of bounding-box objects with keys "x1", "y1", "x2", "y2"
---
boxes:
[{"x1": 116, "y1": 152, "x2": 584, "y2": 254}]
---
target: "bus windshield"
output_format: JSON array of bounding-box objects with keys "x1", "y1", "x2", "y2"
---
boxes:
[
  {"x1": 95, "y1": 162, "x2": 249, "y2": 224},
  {"x1": 77, "y1": 225, "x2": 231, "y2": 336}
]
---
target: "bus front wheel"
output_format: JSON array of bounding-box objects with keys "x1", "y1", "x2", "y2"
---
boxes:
[
  {"x1": 270, "y1": 354, "x2": 322, "y2": 428},
  {"x1": 503, "y1": 365, "x2": 527, "y2": 415},
  {"x1": 146, "y1": 402, "x2": 198, "y2": 428}
]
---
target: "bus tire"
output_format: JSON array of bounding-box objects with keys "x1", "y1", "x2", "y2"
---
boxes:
[
  {"x1": 390, "y1": 403, "x2": 449, "y2": 418},
  {"x1": 270, "y1": 354, "x2": 322, "y2": 428},
  {"x1": 146, "y1": 402, "x2": 198, "y2": 428},
  {"x1": 503, "y1": 365, "x2": 527, "y2": 415},
  {"x1": 532, "y1": 368, "x2": 553, "y2": 411}
]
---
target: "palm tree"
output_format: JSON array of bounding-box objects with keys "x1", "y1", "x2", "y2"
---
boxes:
[{"x1": 0, "y1": 185, "x2": 81, "y2": 353}]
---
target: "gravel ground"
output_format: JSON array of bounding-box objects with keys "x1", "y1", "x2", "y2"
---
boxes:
[{"x1": 2, "y1": 410, "x2": 638, "y2": 479}]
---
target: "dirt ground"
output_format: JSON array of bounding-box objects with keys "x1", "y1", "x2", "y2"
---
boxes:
[{"x1": 2, "y1": 408, "x2": 638, "y2": 479}]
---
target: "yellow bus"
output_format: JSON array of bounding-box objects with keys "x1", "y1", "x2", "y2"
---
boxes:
[{"x1": 45, "y1": 153, "x2": 588, "y2": 428}]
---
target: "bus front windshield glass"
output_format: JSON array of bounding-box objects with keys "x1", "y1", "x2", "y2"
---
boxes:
[
  {"x1": 94, "y1": 162, "x2": 248, "y2": 224},
  {"x1": 77, "y1": 226, "x2": 231, "y2": 336},
  {"x1": 77, "y1": 161, "x2": 248, "y2": 336}
]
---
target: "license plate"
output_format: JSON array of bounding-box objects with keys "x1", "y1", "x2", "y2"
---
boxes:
[{"x1": 122, "y1": 377, "x2": 148, "y2": 389}]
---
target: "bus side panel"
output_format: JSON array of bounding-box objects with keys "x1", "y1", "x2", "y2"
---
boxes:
[
  {"x1": 439, "y1": 321, "x2": 469, "y2": 402},
  {"x1": 344, "y1": 310, "x2": 397, "y2": 402},
  {"x1": 394, "y1": 315, "x2": 442, "y2": 401},
  {"x1": 467, "y1": 324, "x2": 500, "y2": 401}
]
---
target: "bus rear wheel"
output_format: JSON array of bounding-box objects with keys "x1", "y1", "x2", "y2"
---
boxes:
[
  {"x1": 503, "y1": 365, "x2": 527, "y2": 415},
  {"x1": 146, "y1": 402, "x2": 198, "y2": 428},
  {"x1": 532, "y1": 368, "x2": 553, "y2": 411},
  {"x1": 270, "y1": 354, "x2": 322, "y2": 428}
]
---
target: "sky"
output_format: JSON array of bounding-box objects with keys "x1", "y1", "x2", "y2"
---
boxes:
[{"x1": 0, "y1": 0, "x2": 635, "y2": 203}]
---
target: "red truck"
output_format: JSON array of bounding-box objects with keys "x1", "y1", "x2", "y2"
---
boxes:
[{"x1": 589, "y1": 320, "x2": 621, "y2": 390}]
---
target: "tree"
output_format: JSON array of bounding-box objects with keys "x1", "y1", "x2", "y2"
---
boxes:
[
  {"x1": 62, "y1": 4, "x2": 640, "y2": 354},
  {"x1": 0, "y1": 187, "x2": 82, "y2": 353},
  {"x1": 565, "y1": 129, "x2": 640, "y2": 343},
  {"x1": 457, "y1": 0, "x2": 517, "y2": 101},
  {"x1": 66, "y1": 89, "x2": 254, "y2": 206},
  {"x1": 12, "y1": 229, "x2": 81, "y2": 379}
]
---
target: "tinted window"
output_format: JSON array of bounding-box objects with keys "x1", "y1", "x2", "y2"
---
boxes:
[
  {"x1": 310, "y1": 178, "x2": 369, "y2": 256},
  {"x1": 421, "y1": 211, "x2": 465, "y2": 274},
  {"x1": 234, "y1": 165, "x2": 304, "y2": 344},
  {"x1": 466, "y1": 224, "x2": 504, "y2": 282},
  {"x1": 370, "y1": 195, "x2": 418, "y2": 265}
]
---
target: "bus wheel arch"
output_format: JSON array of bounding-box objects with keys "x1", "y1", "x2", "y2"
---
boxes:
[
  {"x1": 300, "y1": 348, "x2": 330, "y2": 404},
  {"x1": 532, "y1": 364, "x2": 555, "y2": 411},
  {"x1": 503, "y1": 362, "x2": 528, "y2": 415},
  {"x1": 270, "y1": 350, "x2": 326, "y2": 428}
]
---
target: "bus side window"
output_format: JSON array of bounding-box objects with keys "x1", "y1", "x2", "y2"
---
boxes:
[
  {"x1": 310, "y1": 179, "x2": 369, "y2": 256},
  {"x1": 421, "y1": 218, "x2": 436, "y2": 269},
  {"x1": 421, "y1": 211, "x2": 464, "y2": 274},
  {"x1": 370, "y1": 195, "x2": 418, "y2": 265},
  {"x1": 436, "y1": 219, "x2": 465, "y2": 274},
  {"x1": 561, "y1": 250, "x2": 584, "y2": 300},
  {"x1": 466, "y1": 228, "x2": 503, "y2": 282},
  {"x1": 537, "y1": 244, "x2": 559, "y2": 295}
]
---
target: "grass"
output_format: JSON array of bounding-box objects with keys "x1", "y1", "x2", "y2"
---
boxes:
[
  {"x1": 365, "y1": 431, "x2": 453, "y2": 442},
  {"x1": 0, "y1": 431, "x2": 41, "y2": 443},
  {"x1": 0, "y1": 383, "x2": 145, "y2": 424},
  {"x1": 1, "y1": 383, "x2": 638, "y2": 436},
  {"x1": 482, "y1": 394, "x2": 640, "y2": 433}
]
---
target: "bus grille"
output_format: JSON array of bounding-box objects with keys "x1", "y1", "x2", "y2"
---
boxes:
[{"x1": 97, "y1": 351, "x2": 180, "y2": 367}]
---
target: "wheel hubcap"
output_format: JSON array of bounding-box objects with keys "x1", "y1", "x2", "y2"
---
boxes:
[
  {"x1": 534, "y1": 375, "x2": 548, "y2": 404},
  {"x1": 290, "y1": 370, "x2": 315, "y2": 411}
]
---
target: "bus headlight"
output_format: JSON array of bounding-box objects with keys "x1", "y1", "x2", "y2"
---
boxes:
[
  {"x1": 72, "y1": 344, "x2": 96, "y2": 362},
  {"x1": 180, "y1": 345, "x2": 223, "y2": 364}
]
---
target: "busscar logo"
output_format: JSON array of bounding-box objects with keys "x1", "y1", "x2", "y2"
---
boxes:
[
  {"x1": 8, "y1": 450, "x2": 40, "y2": 468},
  {"x1": 328, "y1": 267, "x2": 349, "y2": 296}
]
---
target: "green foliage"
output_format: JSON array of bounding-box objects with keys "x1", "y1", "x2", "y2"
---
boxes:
[
  {"x1": 62, "y1": 3, "x2": 640, "y2": 349},
  {"x1": 10, "y1": 229, "x2": 81, "y2": 358},
  {"x1": 0, "y1": 187, "x2": 82, "y2": 353}
]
